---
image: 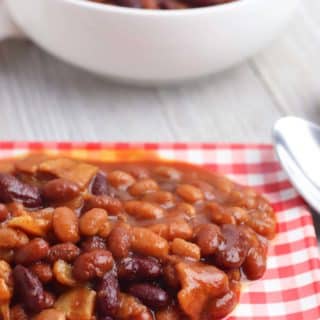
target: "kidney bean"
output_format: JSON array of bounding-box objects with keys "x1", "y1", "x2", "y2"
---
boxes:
[
  {"x1": 129, "y1": 179, "x2": 159, "y2": 197},
  {"x1": 52, "y1": 207, "x2": 79, "y2": 243},
  {"x1": 176, "y1": 184, "x2": 203, "y2": 203},
  {"x1": 96, "y1": 271, "x2": 120, "y2": 317},
  {"x1": 48, "y1": 242, "x2": 80, "y2": 263},
  {"x1": 73, "y1": 249, "x2": 114, "y2": 281},
  {"x1": 108, "y1": 223, "x2": 132, "y2": 259},
  {"x1": 0, "y1": 204, "x2": 9, "y2": 223},
  {"x1": 0, "y1": 173, "x2": 42, "y2": 208},
  {"x1": 30, "y1": 263, "x2": 53, "y2": 284},
  {"x1": 13, "y1": 265, "x2": 45, "y2": 312},
  {"x1": 215, "y1": 224, "x2": 249, "y2": 269},
  {"x1": 42, "y1": 178, "x2": 80, "y2": 202},
  {"x1": 128, "y1": 283, "x2": 169, "y2": 309},
  {"x1": 195, "y1": 224, "x2": 221, "y2": 256},
  {"x1": 81, "y1": 236, "x2": 107, "y2": 252},
  {"x1": 91, "y1": 171, "x2": 108, "y2": 196},
  {"x1": 117, "y1": 255, "x2": 162, "y2": 281},
  {"x1": 34, "y1": 309, "x2": 66, "y2": 320},
  {"x1": 84, "y1": 195, "x2": 122, "y2": 215},
  {"x1": 15, "y1": 238, "x2": 49, "y2": 265},
  {"x1": 79, "y1": 208, "x2": 108, "y2": 236},
  {"x1": 0, "y1": 228, "x2": 29, "y2": 249}
]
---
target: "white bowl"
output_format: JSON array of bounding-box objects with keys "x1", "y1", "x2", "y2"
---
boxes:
[{"x1": 4, "y1": 0, "x2": 299, "y2": 83}]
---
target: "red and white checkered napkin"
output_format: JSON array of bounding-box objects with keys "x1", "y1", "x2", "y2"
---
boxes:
[{"x1": 1, "y1": 142, "x2": 320, "y2": 320}]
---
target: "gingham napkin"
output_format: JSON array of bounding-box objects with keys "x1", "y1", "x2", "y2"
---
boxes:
[{"x1": 1, "y1": 142, "x2": 320, "y2": 319}]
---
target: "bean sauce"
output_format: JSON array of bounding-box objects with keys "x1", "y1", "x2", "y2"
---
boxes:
[{"x1": 0, "y1": 154, "x2": 276, "y2": 320}]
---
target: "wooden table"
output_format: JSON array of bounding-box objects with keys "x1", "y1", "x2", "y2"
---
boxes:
[{"x1": 0, "y1": 2, "x2": 319, "y2": 236}]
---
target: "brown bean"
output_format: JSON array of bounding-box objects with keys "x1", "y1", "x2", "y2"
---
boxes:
[
  {"x1": 195, "y1": 224, "x2": 221, "y2": 256},
  {"x1": 125, "y1": 201, "x2": 164, "y2": 220},
  {"x1": 143, "y1": 191, "x2": 174, "y2": 208},
  {"x1": 132, "y1": 228, "x2": 169, "y2": 258},
  {"x1": 84, "y1": 195, "x2": 122, "y2": 215},
  {"x1": 52, "y1": 207, "x2": 79, "y2": 243},
  {"x1": 168, "y1": 219, "x2": 193, "y2": 240},
  {"x1": 204, "y1": 289, "x2": 239, "y2": 320},
  {"x1": 107, "y1": 223, "x2": 132, "y2": 259},
  {"x1": 129, "y1": 179, "x2": 159, "y2": 197},
  {"x1": 48, "y1": 243, "x2": 80, "y2": 263},
  {"x1": 91, "y1": 171, "x2": 108, "y2": 196},
  {"x1": 215, "y1": 224, "x2": 249, "y2": 269},
  {"x1": 227, "y1": 207, "x2": 249, "y2": 224},
  {"x1": 108, "y1": 170, "x2": 135, "y2": 189},
  {"x1": 176, "y1": 184, "x2": 203, "y2": 203},
  {"x1": 242, "y1": 246, "x2": 267, "y2": 280},
  {"x1": 30, "y1": 263, "x2": 53, "y2": 284},
  {"x1": 154, "y1": 166, "x2": 181, "y2": 181},
  {"x1": 73, "y1": 249, "x2": 114, "y2": 281},
  {"x1": 247, "y1": 210, "x2": 276, "y2": 239},
  {"x1": 79, "y1": 208, "x2": 108, "y2": 236},
  {"x1": 0, "y1": 204, "x2": 9, "y2": 222},
  {"x1": 174, "y1": 202, "x2": 196, "y2": 218},
  {"x1": 0, "y1": 228, "x2": 29, "y2": 249},
  {"x1": 170, "y1": 238, "x2": 200, "y2": 260},
  {"x1": 15, "y1": 238, "x2": 49, "y2": 265},
  {"x1": 206, "y1": 202, "x2": 236, "y2": 225},
  {"x1": 42, "y1": 178, "x2": 80, "y2": 202},
  {"x1": 81, "y1": 236, "x2": 107, "y2": 252}
]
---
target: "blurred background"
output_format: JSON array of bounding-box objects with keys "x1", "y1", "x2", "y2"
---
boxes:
[{"x1": 0, "y1": 1, "x2": 318, "y2": 142}]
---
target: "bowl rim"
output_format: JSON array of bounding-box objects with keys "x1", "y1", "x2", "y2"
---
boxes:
[{"x1": 60, "y1": 0, "x2": 250, "y2": 16}]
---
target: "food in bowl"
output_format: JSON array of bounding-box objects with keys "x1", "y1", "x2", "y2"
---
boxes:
[
  {"x1": 0, "y1": 155, "x2": 276, "y2": 320},
  {"x1": 89, "y1": 0, "x2": 237, "y2": 9}
]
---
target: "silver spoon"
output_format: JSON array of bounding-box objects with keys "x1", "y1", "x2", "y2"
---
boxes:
[{"x1": 273, "y1": 116, "x2": 320, "y2": 214}]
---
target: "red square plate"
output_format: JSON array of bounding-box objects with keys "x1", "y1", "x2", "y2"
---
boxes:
[{"x1": 1, "y1": 142, "x2": 320, "y2": 319}]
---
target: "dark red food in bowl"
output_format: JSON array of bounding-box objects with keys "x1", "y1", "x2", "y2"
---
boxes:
[{"x1": 88, "y1": 0, "x2": 238, "y2": 10}]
